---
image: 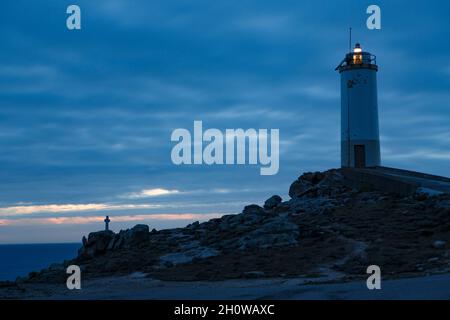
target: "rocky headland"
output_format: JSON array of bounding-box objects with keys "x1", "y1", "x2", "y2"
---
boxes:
[{"x1": 1, "y1": 168, "x2": 449, "y2": 298}]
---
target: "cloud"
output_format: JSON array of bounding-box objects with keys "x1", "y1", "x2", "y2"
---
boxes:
[
  {"x1": 0, "y1": 213, "x2": 223, "y2": 226},
  {"x1": 1, "y1": 0, "x2": 450, "y2": 243},
  {"x1": 382, "y1": 149, "x2": 450, "y2": 161},
  {"x1": 0, "y1": 65, "x2": 58, "y2": 78},
  {"x1": 294, "y1": 85, "x2": 340, "y2": 100},
  {"x1": 0, "y1": 203, "x2": 161, "y2": 217},
  {"x1": 121, "y1": 187, "x2": 259, "y2": 200},
  {"x1": 208, "y1": 105, "x2": 294, "y2": 120},
  {"x1": 0, "y1": 200, "x2": 250, "y2": 219},
  {"x1": 232, "y1": 14, "x2": 292, "y2": 36},
  {"x1": 124, "y1": 188, "x2": 180, "y2": 199}
]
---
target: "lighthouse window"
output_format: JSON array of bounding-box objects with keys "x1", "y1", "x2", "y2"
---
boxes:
[
  {"x1": 353, "y1": 45, "x2": 363, "y2": 65},
  {"x1": 353, "y1": 52, "x2": 363, "y2": 64}
]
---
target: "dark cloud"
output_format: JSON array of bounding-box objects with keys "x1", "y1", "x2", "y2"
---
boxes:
[{"x1": 0, "y1": 0, "x2": 449, "y2": 242}]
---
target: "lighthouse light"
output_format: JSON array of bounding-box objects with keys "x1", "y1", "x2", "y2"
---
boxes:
[{"x1": 353, "y1": 44, "x2": 363, "y2": 65}]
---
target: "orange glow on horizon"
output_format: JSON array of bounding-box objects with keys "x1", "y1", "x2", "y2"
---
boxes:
[{"x1": 0, "y1": 213, "x2": 224, "y2": 226}]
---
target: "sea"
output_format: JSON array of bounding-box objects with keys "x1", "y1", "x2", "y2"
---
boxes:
[{"x1": 0, "y1": 243, "x2": 80, "y2": 281}]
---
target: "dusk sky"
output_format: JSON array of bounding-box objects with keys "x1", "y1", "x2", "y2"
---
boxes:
[{"x1": 0, "y1": 0, "x2": 449, "y2": 243}]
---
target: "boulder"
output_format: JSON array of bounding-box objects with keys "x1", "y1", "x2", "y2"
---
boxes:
[
  {"x1": 107, "y1": 234, "x2": 122, "y2": 250},
  {"x1": 289, "y1": 170, "x2": 346, "y2": 198},
  {"x1": 159, "y1": 246, "x2": 219, "y2": 267},
  {"x1": 256, "y1": 217, "x2": 299, "y2": 235},
  {"x1": 416, "y1": 187, "x2": 444, "y2": 198},
  {"x1": 123, "y1": 224, "x2": 150, "y2": 246},
  {"x1": 187, "y1": 221, "x2": 200, "y2": 229},
  {"x1": 78, "y1": 230, "x2": 115, "y2": 258},
  {"x1": 131, "y1": 224, "x2": 149, "y2": 233},
  {"x1": 432, "y1": 240, "x2": 446, "y2": 249},
  {"x1": 243, "y1": 204, "x2": 265, "y2": 215},
  {"x1": 236, "y1": 216, "x2": 299, "y2": 250},
  {"x1": 264, "y1": 195, "x2": 282, "y2": 210},
  {"x1": 78, "y1": 224, "x2": 150, "y2": 258},
  {"x1": 302, "y1": 171, "x2": 326, "y2": 184},
  {"x1": 289, "y1": 179, "x2": 313, "y2": 198}
]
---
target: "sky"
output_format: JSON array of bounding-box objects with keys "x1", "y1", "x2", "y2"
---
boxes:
[{"x1": 0, "y1": 0, "x2": 449, "y2": 243}]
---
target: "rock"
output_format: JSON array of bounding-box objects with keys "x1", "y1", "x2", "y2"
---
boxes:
[
  {"x1": 159, "y1": 246, "x2": 219, "y2": 266},
  {"x1": 129, "y1": 272, "x2": 147, "y2": 279},
  {"x1": 107, "y1": 233, "x2": 121, "y2": 250},
  {"x1": 437, "y1": 200, "x2": 450, "y2": 209},
  {"x1": 123, "y1": 224, "x2": 150, "y2": 246},
  {"x1": 274, "y1": 203, "x2": 290, "y2": 214},
  {"x1": 236, "y1": 216, "x2": 299, "y2": 250},
  {"x1": 218, "y1": 213, "x2": 258, "y2": 231},
  {"x1": 78, "y1": 230, "x2": 115, "y2": 258},
  {"x1": 78, "y1": 224, "x2": 150, "y2": 258},
  {"x1": 415, "y1": 193, "x2": 428, "y2": 201},
  {"x1": 112, "y1": 233, "x2": 125, "y2": 250},
  {"x1": 102, "y1": 257, "x2": 125, "y2": 272},
  {"x1": 289, "y1": 179, "x2": 313, "y2": 198},
  {"x1": 432, "y1": 240, "x2": 446, "y2": 249},
  {"x1": 242, "y1": 204, "x2": 265, "y2": 215},
  {"x1": 264, "y1": 195, "x2": 282, "y2": 210},
  {"x1": 187, "y1": 221, "x2": 200, "y2": 229},
  {"x1": 131, "y1": 224, "x2": 149, "y2": 233},
  {"x1": 307, "y1": 171, "x2": 326, "y2": 183},
  {"x1": 289, "y1": 171, "x2": 338, "y2": 198},
  {"x1": 48, "y1": 263, "x2": 64, "y2": 271},
  {"x1": 159, "y1": 253, "x2": 192, "y2": 266},
  {"x1": 0, "y1": 281, "x2": 16, "y2": 288},
  {"x1": 416, "y1": 187, "x2": 444, "y2": 198},
  {"x1": 257, "y1": 217, "x2": 299, "y2": 234},
  {"x1": 22, "y1": 166, "x2": 450, "y2": 285},
  {"x1": 243, "y1": 271, "x2": 265, "y2": 278}
]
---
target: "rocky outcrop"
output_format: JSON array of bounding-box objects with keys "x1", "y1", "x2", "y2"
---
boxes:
[
  {"x1": 17, "y1": 168, "x2": 450, "y2": 285},
  {"x1": 264, "y1": 195, "x2": 282, "y2": 210},
  {"x1": 79, "y1": 224, "x2": 150, "y2": 259},
  {"x1": 72, "y1": 170, "x2": 351, "y2": 262},
  {"x1": 289, "y1": 170, "x2": 349, "y2": 199},
  {"x1": 235, "y1": 215, "x2": 299, "y2": 250},
  {"x1": 159, "y1": 246, "x2": 219, "y2": 267},
  {"x1": 78, "y1": 230, "x2": 115, "y2": 258},
  {"x1": 242, "y1": 204, "x2": 265, "y2": 215}
]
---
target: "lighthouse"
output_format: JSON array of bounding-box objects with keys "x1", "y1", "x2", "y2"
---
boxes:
[{"x1": 336, "y1": 43, "x2": 381, "y2": 168}]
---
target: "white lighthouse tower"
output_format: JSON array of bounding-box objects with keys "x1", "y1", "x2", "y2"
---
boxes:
[{"x1": 336, "y1": 43, "x2": 381, "y2": 168}]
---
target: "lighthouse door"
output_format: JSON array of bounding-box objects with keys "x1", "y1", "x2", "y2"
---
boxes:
[{"x1": 354, "y1": 145, "x2": 366, "y2": 168}]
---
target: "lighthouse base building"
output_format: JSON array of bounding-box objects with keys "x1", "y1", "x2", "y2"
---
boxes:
[{"x1": 336, "y1": 43, "x2": 381, "y2": 168}]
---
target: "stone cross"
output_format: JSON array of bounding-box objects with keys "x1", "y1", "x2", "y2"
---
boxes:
[{"x1": 104, "y1": 215, "x2": 110, "y2": 231}]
